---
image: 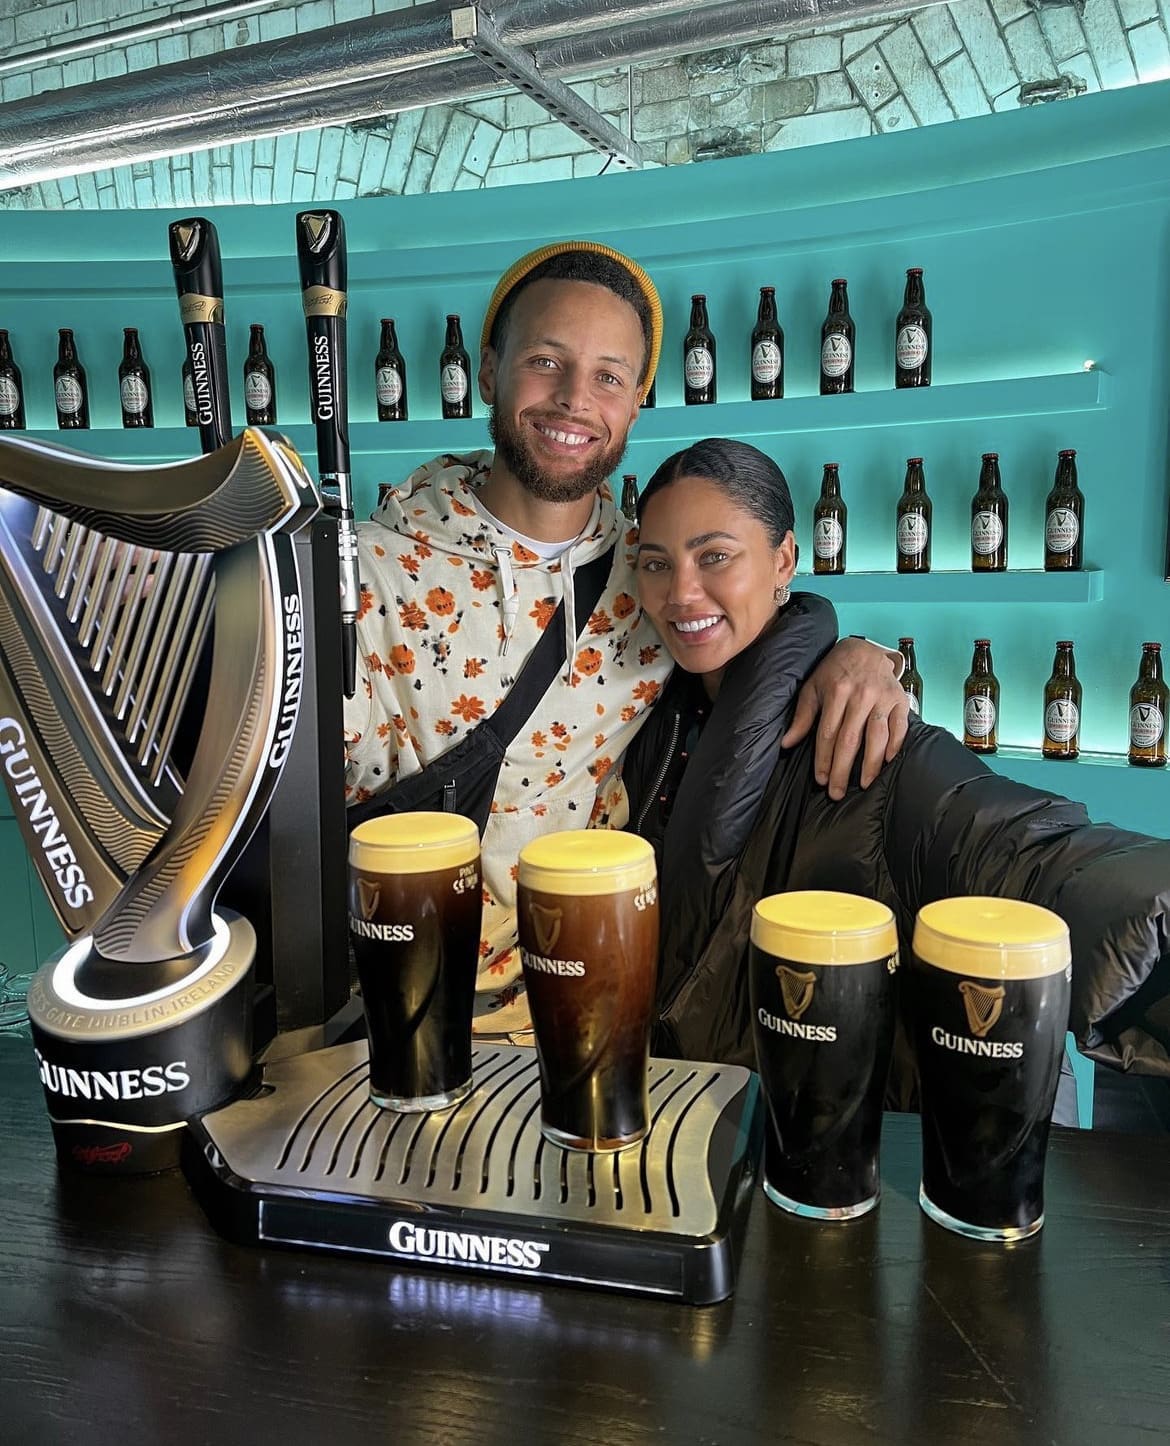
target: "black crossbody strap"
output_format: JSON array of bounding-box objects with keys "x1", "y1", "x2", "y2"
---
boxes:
[{"x1": 486, "y1": 542, "x2": 616, "y2": 748}]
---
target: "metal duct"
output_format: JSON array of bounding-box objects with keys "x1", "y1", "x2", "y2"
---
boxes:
[{"x1": 0, "y1": 0, "x2": 935, "y2": 193}]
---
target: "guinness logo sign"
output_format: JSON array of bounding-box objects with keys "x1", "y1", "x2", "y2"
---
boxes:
[
  {"x1": 959, "y1": 979, "x2": 1005, "y2": 1038},
  {"x1": 529, "y1": 901, "x2": 562, "y2": 956},
  {"x1": 358, "y1": 878, "x2": 380, "y2": 921},
  {"x1": 777, "y1": 965, "x2": 817, "y2": 1022}
]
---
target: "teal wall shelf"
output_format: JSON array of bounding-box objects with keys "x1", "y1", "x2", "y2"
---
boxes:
[
  {"x1": 984, "y1": 749, "x2": 1168, "y2": 839},
  {"x1": 802, "y1": 568, "x2": 1105, "y2": 605}
]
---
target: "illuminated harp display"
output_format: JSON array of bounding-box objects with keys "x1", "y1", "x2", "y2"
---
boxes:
[{"x1": 0, "y1": 429, "x2": 320, "y2": 1173}]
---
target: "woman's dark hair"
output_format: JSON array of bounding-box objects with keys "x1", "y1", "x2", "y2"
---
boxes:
[{"x1": 636, "y1": 438, "x2": 795, "y2": 547}]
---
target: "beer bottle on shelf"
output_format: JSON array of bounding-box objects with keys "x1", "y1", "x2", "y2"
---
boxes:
[
  {"x1": 1129, "y1": 642, "x2": 1168, "y2": 767},
  {"x1": 894, "y1": 267, "x2": 931, "y2": 388},
  {"x1": 375, "y1": 317, "x2": 408, "y2": 422},
  {"x1": 641, "y1": 375, "x2": 656, "y2": 408},
  {"x1": 896, "y1": 456, "x2": 932, "y2": 574},
  {"x1": 182, "y1": 357, "x2": 198, "y2": 427},
  {"x1": 54, "y1": 328, "x2": 89, "y2": 429},
  {"x1": 898, "y1": 637, "x2": 923, "y2": 717},
  {"x1": 0, "y1": 330, "x2": 26, "y2": 430},
  {"x1": 812, "y1": 463, "x2": 847, "y2": 575},
  {"x1": 244, "y1": 323, "x2": 277, "y2": 425},
  {"x1": 1042, "y1": 640, "x2": 1081, "y2": 760},
  {"x1": 819, "y1": 279, "x2": 855, "y2": 395},
  {"x1": 963, "y1": 639, "x2": 999, "y2": 754},
  {"x1": 683, "y1": 294, "x2": 716, "y2": 405},
  {"x1": 620, "y1": 474, "x2": 639, "y2": 518},
  {"x1": 750, "y1": 286, "x2": 784, "y2": 401},
  {"x1": 118, "y1": 327, "x2": 154, "y2": 428},
  {"x1": 440, "y1": 314, "x2": 472, "y2": 420},
  {"x1": 1044, "y1": 448, "x2": 1084, "y2": 571},
  {"x1": 970, "y1": 452, "x2": 1008, "y2": 572}
]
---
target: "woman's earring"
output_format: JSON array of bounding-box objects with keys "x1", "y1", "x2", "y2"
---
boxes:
[{"x1": 774, "y1": 583, "x2": 790, "y2": 606}]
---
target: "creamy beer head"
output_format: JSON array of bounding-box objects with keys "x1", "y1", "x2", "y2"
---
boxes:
[
  {"x1": 517, "y1": 829, "x2": 656, "y2": 897},
  {"x1": 913, "y1": 897, "x2": 1070, "y2": 980},
  {"x1": 349, "y1": 811, "x2": 479, "y2": 875},
  {"x1": 751, "y1": 890, "x2": 897, "y2": 966}
]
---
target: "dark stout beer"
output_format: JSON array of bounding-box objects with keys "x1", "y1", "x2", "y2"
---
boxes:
[
  {"x1": 683, "y1": 294, "x2": 716, "y2": 405},
  {"x1": 375, "y1": 317, "x2": 408, "y2": 421},
  {"x1": 910, "y1": 897, "x2": 1071, "y2": 1240},
  {"x1": 1129, "y1": 642, "x2": 1167, "y2": 767},
  {"x1": 348, "y1": 813, "x2": 481, "y2": 1112},
  {"x1": 1042, "y1": 640, "x2": 1081, "y2": 760},
  {"x1": 54, "y1": 329, "x2": 89, "y2": 429},
  {"x1": 899, "y1": 637, "x2": 923, "y2": 717},
  {"x1": 971, "y1": 452, "x2": 1008, "y2": 572},
  {"x1": 812, "y1": 462, "x2": 847, "y2": 576},
  {"x1": 517, "y1": 831, "x2": 658, "y2": 1152},
  {"x1": 0, "y1": 329, "x2": 26, "y2": 429},
  {"x1": 244, "y1": 323, "x2": 277, "y2": 425},
  {"x1": 749, "y1": 891, "x2": 899, "y2": 1219},
  {"x1": 751, "y1": 286, "x2": 784, "y2": 401},
  {"x1": 1044, "y1": 449, "x2": 1084, "y2": 571},
  {"x1": 896, "y1": 457, "x2": 932, "y2": 573},
  {"x1": 894, "y1": 267, "x2": 931, "y2": 387},
  {"x1": 440, "y1": 314, "x2": 472, "y2": 420},
  {"x1": 620, "y1": 473, "x2": 639, "y2": 518},
  {"x1": 119, "y1": 328, "x2": 154, "y2": 428},
  {"x1": 963, "y1": 639, "x2": 999, "y2": 753},
  {"x1": 820, "y1": 279, "x2": 855, "y2": 395}
]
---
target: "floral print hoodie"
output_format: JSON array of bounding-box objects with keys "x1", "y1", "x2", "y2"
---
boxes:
[{"x1": 344, "y1": 450, "x2": 671, "y2": 1036}]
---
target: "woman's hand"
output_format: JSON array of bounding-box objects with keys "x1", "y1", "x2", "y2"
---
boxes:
[{"x1": 781, "y1": 638, "x2": 910, "y2": 800}]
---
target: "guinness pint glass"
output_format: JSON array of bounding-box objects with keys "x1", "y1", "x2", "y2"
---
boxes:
[
  {"x1": 910, "y1": 897, "x2": 1071, "y2": 1241},
  {"x1": 750, "y1": 892, "x2": 899, "y2": 1219},
  {"x1": 517, "y1": 831, "x2": 658, "y2": 1152},
  {"x1": 348, "y1": 813, "x2": 481, "y2": 1112}
]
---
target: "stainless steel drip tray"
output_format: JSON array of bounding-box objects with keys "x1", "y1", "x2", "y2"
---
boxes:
[{"x1": 185, "y1": 1041, "x2": 763, "y2": 1304}]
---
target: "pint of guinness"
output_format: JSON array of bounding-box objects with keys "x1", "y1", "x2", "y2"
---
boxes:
[
  {"x1": 348, "y1": 813, "x2": 481, "y2": 1112},
  {"x1": 910, "y1": 897, "x2": 1071, "y2": 1241},
  {"x1": 749, "y1": 891, "x2": 899, "y2": 1219},
  {"x1": 517, "y1": 830, "x2": 658, "y2": 1152}
]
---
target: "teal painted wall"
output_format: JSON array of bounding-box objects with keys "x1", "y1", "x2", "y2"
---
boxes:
[{"x1": 2, "y1": 80, "x2": 1169, "y2": 972}]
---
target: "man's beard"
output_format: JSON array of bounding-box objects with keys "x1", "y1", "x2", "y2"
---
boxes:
[{"x1": 488, "y1": 406, "x2": 629, "y2": 504}]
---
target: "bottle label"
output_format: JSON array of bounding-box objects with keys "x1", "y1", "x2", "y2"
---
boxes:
[
  {"x1": 813, "y1": 517, "x2": 844, "y2": 560},
  {"x1": 685, "y1": 347, "x2": 714, "y2": 389},
  {"x1": 820, "y1": 334, "x2": 852, "y2": 378},
  {"x1": 376, "y1": 365, "x2": 403, "y2": 406},
  {"x1": 244, "y1": 371, "x2": 272, "y2": 411},
  {"x1": 441, "y1": 362, "x2": 468, "y2": 405},
  {"x1": 751, "y1": 340, "x2": 782, "y2": 385},
  {"x1": 1045, "y1": 507, "x2": 1080, "y2": 554},
  {"x1": 897, "y1": 513, "x2": 929, "y2": 557},
  {"x1": 964, "y1": 695, "x2": 996, "y2": 739},
  {"x1": 1130, "y1": 703, "x2": 1164, "y2": 749},
  {"x1": 120, "y1": 375, "x2": 149, "y2": 414},
  {"x1": 971, "y1": 510, "x2": 1004, "y2": 555},
  {"x1": 55, "y1": 376, "x2": 83, "y2": 414},
  {"x1": 183, "y1": 373, "x2": 196, "y2": 412},
  {"x1": 0, "y1": 377, "x2": 19, "y2": 416},
  {"x1": 906, "y1": 690, "x2": 921, "y2": 716},
  {"x1": 896, "y1": 324, "x2": 928, "y2": 370},
  {"x1": 1044, "y1": 699, "x2": 1079, "y2": 743}
]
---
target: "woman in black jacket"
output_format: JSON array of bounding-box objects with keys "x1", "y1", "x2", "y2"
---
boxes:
[{"x1": 622, "y1": 438, "x2": 1170, "y2": 1087}]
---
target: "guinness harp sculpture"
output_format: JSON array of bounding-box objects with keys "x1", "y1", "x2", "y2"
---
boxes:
[{"x1": 0, "y1": 429, "x2": 320, "y2": 1173}]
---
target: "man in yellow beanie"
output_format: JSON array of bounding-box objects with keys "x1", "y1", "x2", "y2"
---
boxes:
[{"x1": 344, "y1": 242, "x2": 908, "y2": 1040}]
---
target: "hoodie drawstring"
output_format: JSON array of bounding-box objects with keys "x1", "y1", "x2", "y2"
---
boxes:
[
  {"x1": 560, "y1": 544, "x2": 577, "y2": 682},
  {"x1": 494, "y1": 545, "x2": 520, "y2": 656}
]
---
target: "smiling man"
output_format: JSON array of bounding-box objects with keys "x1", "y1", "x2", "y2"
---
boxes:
[{"x1": 344, "y1": 241, "x2": 909, "y2": 1039}]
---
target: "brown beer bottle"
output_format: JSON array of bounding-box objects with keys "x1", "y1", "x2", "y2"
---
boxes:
[
  {"x1": 750, "y1": 286, "x2": 784, "y2": 401},
  {"x1": 894, "y1": 267, "x2": 931, "y2": 388},
  {"x1": 54, "y1": 329, "x2": 89, "y2": 429},
  {"x1": 1044, "y1": 449, "x2": 1084, "y2": 571},
  {"x1": 971, "y1": 452, "x2": 1008, "y2": 572},
  {"x1": 0, "y1": 330, "x2": 26, "y2": 430},
  {"x1": 963, "y1": 639, "x2": 999, "y2": 753},
  {"x1": 819, "y1": 279, "x2": 855, "y2": 395},
  {"x1": 375, "y1": 318, "x2": 408, "y2": 422},
  {"x1": 898, "y1": 637, "x2": 923, "y2": 717},
  {"x1": 1129, "y1": 642, "x2": 1168, "y2": 767},
  {"x1": 182, "y1": 357, "x2": 198, "y2": 426},
  {"x1": 896, "y1": 457, "x2": 932, "y2": 574},
  {"x1": 812, "y1": 463, "x2": 847, "y2": 575},
  {"x1": 440, "y1": 314, "x2": 472, "y2": 419},
  {"x1": 620, "y1": 474, "x2": 638, "y2": 518},
  {"x1": 683, "y1": 295, "x2": 716, "y2": 405},
  {"x1": 244, "y1": 323, "x2": 277, "y2": 425},
  {"x1": 1042, "y1": 641, "x2": 1081, "y2": 760},
  {"x1": 119, "y1": 328, "x2": 153, "y2": 428}
]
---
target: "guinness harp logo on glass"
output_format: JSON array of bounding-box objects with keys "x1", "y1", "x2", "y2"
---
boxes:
[
  {"x1": 777, "y1": 965, "x2": 817, "y2": 1022},
  {"x1": 529, "y1": 902, "x2": 562, "y2": 956},
  {"x1": 358, "y1": 879, "x2": 381, "y2": 922},
  {"x1": 959, "y1": 979, "x2": 1005, "y2": 1038}
]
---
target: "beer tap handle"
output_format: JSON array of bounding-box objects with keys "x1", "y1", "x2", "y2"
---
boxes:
[
  {"x1": 168, "y1": 217, "x2": 232, "y2": 455},
  {"x1": 295, "y1": 209, "x2": 358, "y2": 699}
]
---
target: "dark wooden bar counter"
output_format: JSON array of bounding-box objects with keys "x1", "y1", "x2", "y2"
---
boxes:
[{"x1": 1, "y1": 1034, "x2": 1167, "y2": 1446}]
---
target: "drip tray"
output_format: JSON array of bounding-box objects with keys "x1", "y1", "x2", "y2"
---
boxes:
[{"x1": 185, "y1": 1041, "x2": 762, "y2": 1304}]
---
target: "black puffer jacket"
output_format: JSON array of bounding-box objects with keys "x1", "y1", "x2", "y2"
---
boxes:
[{"x1": 623, "y1": 599, "x2": 1170, "y2": 1079}]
